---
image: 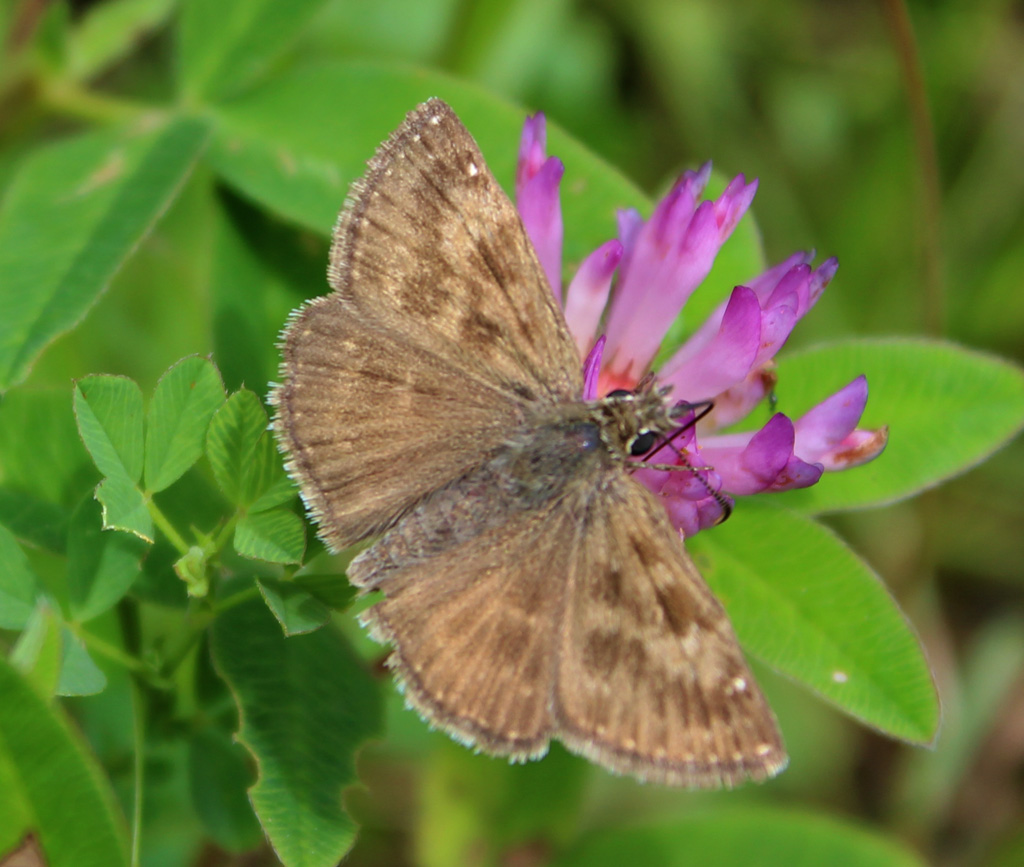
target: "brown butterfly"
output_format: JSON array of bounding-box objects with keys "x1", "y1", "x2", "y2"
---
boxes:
[{"x1": 273, "y1": 99, "x2": 786, "y2": 787}]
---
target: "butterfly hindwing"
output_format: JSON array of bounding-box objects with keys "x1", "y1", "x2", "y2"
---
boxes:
[
  {"x1": 360, "y1": 496, "x2": 575, "y2": 759},
  {"x1": 553, "y1": 474, "x2": 787, "y2": 787}
]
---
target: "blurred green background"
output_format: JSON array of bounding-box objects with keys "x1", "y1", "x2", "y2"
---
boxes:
[{"x1": 1, "y1": 1, "x2": 1022, "y2": 865}]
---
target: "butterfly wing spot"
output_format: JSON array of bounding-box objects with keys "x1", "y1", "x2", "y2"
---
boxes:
[
  {"x1": 461, "y1": 309, "x2": 505, "y2": 348},
  {"x1": 467, "y1": 161, "x2": 479, "y2": 177},
  {"x1": 725, "y1": 676, "x2": 748, "y2": 695},
  {"x1": 582, "y1": 629, "x2": 648, "y2": 679}
]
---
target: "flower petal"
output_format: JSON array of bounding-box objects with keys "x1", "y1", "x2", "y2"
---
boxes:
[
  {"x1": 517, "y1": 112, "x2": 547, "y2": 189},
  {"x1": 705, "y1": 365, "x2": 778, "y2": 430},
  {"x1": 793, "y1": 375, "x2": 867, "y2": 459},
  {"x1": 639, "y1": 460, "x2": 731, "y2": 538},
  {"x1": 662, "y1": 494, "x2": 728, "y2": 539},
  {"x1": 793, "y1": 375, "x2": 888, "y2": 469},
  {"x1": 702, "y1": 414, "x2": 824, "y2": 494},
  {"x1": 564, "y1": 240, "x2": 622, "y2": 353},
  {"x1": 604, "y1": 167, "x2": 758, "y2": 379},
  {"x1": 517, "y1": 157, "x2": 564, "y2": 299},
  {"x1": 515, "y1": 112, "x2": 564, "y2": 298},
  {"x1": 660, "y1": 286, "x2": 762, "y2": 400},
  {"x1": 582, "y1": 336, "x2": 606, "y2": 401}
]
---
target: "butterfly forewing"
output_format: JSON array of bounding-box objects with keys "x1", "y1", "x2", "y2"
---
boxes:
[
  {"x1": 277, "y1": 312, "x2": 520, "y2": 549},
  {"x1": 275, "y1": 99, "x2": 581, "y2": 549},
  {"x1": 554, "y1": 475, "x2": 786, "y2": 786},
  {"x1": 327, "y1": 99, "x2": 581, "y2": 400}
]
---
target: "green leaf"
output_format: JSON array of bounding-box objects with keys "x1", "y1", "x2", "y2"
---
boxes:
[
  {"x1": 206, "y1": 61, "x2": 645, "y2": 245},
  {"x1": 210, "y1": 599, "x2": 382, "y2": 867},
  {"x1": 187, "y1": 727, "x2": 263, "y2": 853},
  {"x1": 25, "y1": 0, "x2": 70, "y2": 74},
  {"x1": 290, "y1": 573, "x2": 356, "y2": 611},
  {"x1": 9, "y1": 604, "x2": 63, "y2": 697},
  {"x1": 208, "y1": 199, "x2": 281, "y2": 394},
  {"x1": 56, "y1": 628, "x2": 108, "y2": 696},
  {"x1": 73, "y1": 375, "x2": 144, "y2": 483},
  {"x1": 144, "y1": 356, "x2": 225, "y2": 492},
  {"x1": 0, "y1": 488, "x2": 70, "y2": 554},
  {"x1": 0, "y1": 523, "x2": 41, "y2": 629},
  {"x1": 553, "y1": 807, "x2": 925, "y2": 867},
  {"x1": 206, "y1": 389, "x2": 278, "y2": 506},
  {"x1": 0, "y1": 656, "x2": 129, "y2": 866},
  {"x1": 234, "y1": 509, "x2": 305, "y2": 564},
  {"x1": 691, "y1": 503, "x2": 939, "y2": 744},
  {"x1": 249, "y1": 472, "x2": 297, "y2": 514},
  {"x1": 0, "y1": 118, "x2": 209, "y2": 392},
  {"x1": 0, "y1": 388, "x2": 93, "y2": 508},
  {"x1": 73, "y1": 375, "x2": 153, "y2": 539},
  {"x1": 258, "y1": 578, "x2": 331, "y2": 635},
  {"x1": 67, "y1": 0, "x2": 178, "y2": 82},
  {"x1": 178, "y1": 0, "x2": 333, "y2": 102},
  {"x1": 770, "y1": 339, "x2": 1024, "y2": 513},
  {"x1": 66, "y1": 497, "x2": 147, "y2": 623},
  {"x1": 94, "y1": 474, "x2": 153, "y2": 541},
  {"x1": 208, "y1": 191, "x2": 324, "y2": 396}
]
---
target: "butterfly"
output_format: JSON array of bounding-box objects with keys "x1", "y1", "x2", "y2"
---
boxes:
[{"x1": 272, "y1": 98, "x2": 786, "y2": 787}]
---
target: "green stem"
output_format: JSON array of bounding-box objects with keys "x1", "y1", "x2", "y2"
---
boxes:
[
  {"x1": 129, "y1": 679, "x2": 146, "y2": 867},
  {"x1": 211, "y1": 585, "x2": 262, "y2": 615},
  {"x1": 71, "y1": 626, "x2": 141, "y2": 672},
  {"x1": 147, "y1": 496, "x2": 191, "y2": 555},
  {"x1": 37, "y1": 75, "x2": 154, "y2": 126},
  {"x1": 881, "y1": 0, "x2": 945, "y2": 334},
  {"x1": 212, "y1": 512, "x2": 240, "y2": 555}
]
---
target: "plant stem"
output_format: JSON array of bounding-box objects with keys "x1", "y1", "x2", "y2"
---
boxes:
[
  {"x1": 37, "y1": 75, "x2": 154, "y2": 126},
  {"x1": 212, "y1": 512, "x2": 240, "y2": 555},
  {"x1": 72, "y1": 626, "x2": 138, "y2": 671},
  {"x1": 148, "y1": 496, "x2": 191, "y2": 555},
  {"x1": 211, "y1": 585, "x2": 262, "y2": 615}
]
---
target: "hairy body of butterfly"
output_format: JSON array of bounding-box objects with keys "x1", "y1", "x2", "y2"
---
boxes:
[{"x1": 273, "y1": 98, "x2": 786, "y2": 787}]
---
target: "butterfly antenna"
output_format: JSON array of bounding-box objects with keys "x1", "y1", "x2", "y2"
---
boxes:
[
  {"x1": 639, "y1": 399, "x2": 733, "y2": 524},
  {"x1": 639, "y1": 399, "x2": 714, "y2": 463}
]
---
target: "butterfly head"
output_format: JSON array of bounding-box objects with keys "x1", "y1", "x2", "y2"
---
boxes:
[{"x1": 591, "y1": 378, "x2": 684, "y2": 460}]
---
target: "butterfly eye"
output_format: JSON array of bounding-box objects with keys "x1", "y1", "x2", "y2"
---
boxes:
[
  {"x1": 607, "y1": 388, "x2": 632, "y2": 398},
  {"x1": 630, "y1": 430, "x2": 658, "y2": 456}
]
